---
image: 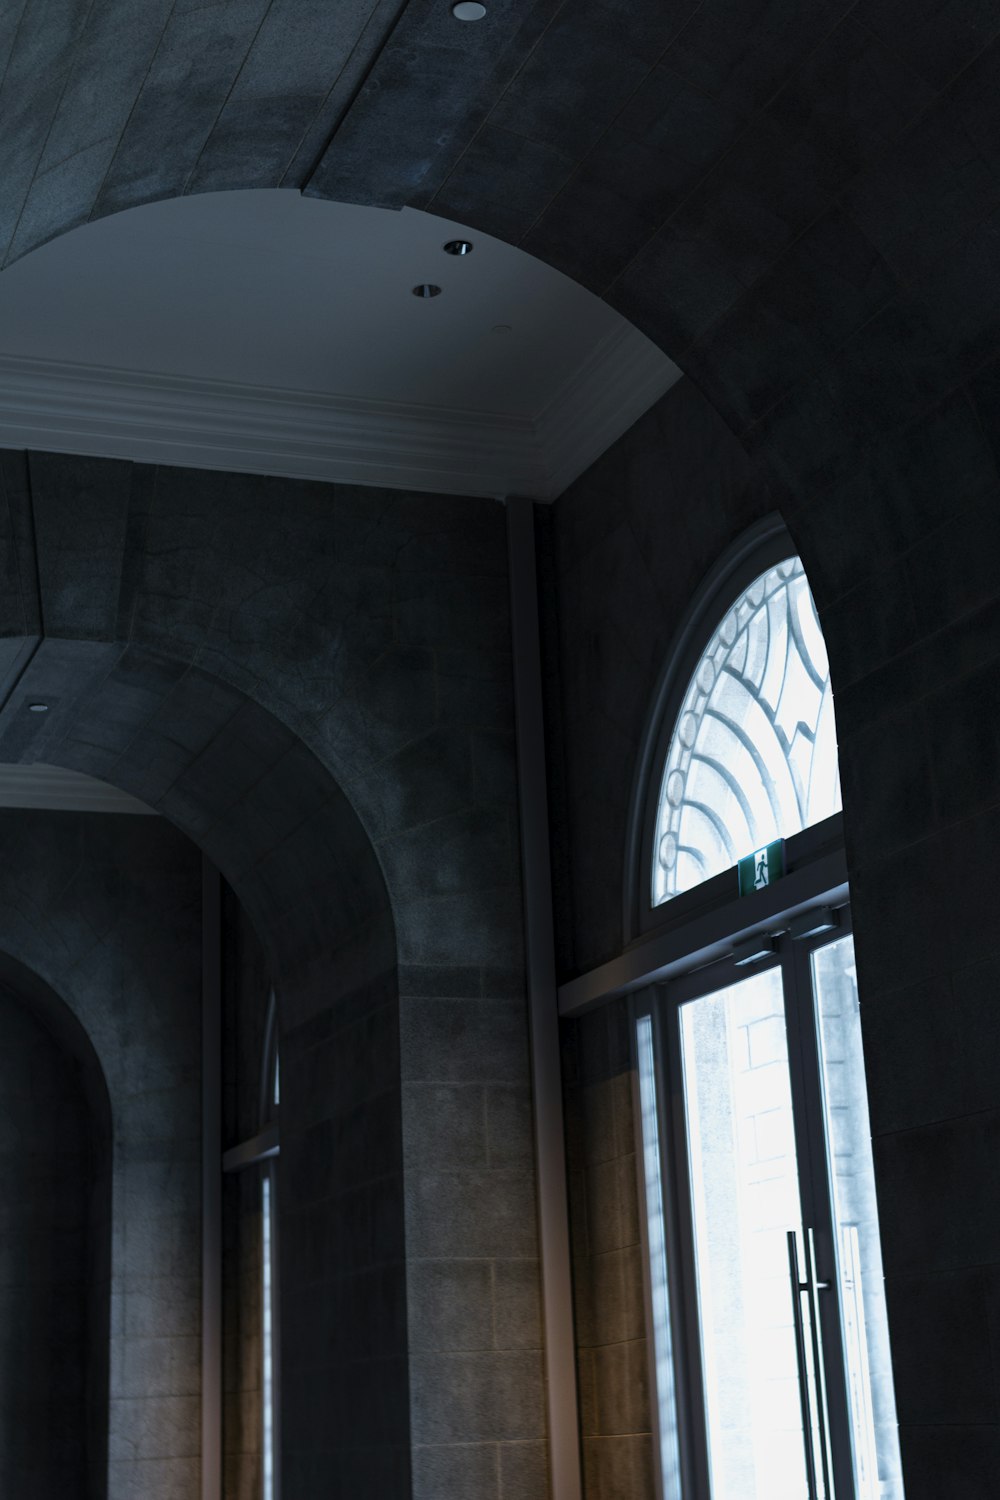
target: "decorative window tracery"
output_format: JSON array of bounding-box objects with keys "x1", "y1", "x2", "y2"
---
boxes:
[{"x1": 653, "y1": 557, "x2": 841, "y2": 904}]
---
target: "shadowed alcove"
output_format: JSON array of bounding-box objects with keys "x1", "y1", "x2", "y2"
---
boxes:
[
  {"x1": 0, "y1": 660, "x2": 407, "y2": 1496},
  {"x1": 0, "y1": 957, "x2": 111, "y2": 1499}
]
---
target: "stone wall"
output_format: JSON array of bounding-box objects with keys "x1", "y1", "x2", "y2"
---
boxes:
[
  {"x1": 540, "y1": 377, "x2": 765, "y2": 1496},
  {"x1": 0, "y1": 810, "x2": 203, "y2": 1500},
  {"x1": 5, "y1": 2, "x2": 1000, "y2": 1492},
  {"x1": 546, "y1": 368, "x2": 1000, "y2": 1499},
  {"x1": 0, "y1": 451, "x2": 540, "y2": 1499},
  {"x1": 541, "y1": 377, "x2": 766, "y2": 978},
  {"x1": 560, "y1": 997, "x2": 650, "y2": 1498}
]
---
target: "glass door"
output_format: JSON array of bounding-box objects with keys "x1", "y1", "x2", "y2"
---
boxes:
[
  {"x1": 679, "y1": 961, "x2": 828, "y2": 1500},
  {"x1": 636, "y1": 917, "x2": 903, "y2": 1500},
  {"x1": 807, "y1": 935, "x2": 903, "y2": 1500}
]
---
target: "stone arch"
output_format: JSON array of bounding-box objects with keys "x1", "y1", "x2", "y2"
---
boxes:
[
  {"x1": 4, "y1": 9, "x2": 1000, "y2": 1488},
  {"x1": 4, "y1": 14, "x2": 997, "y2": 963},
  {"x1": 1, "y1": 2, "x2": 996, "y2": 502},
  {"x1": 0, "y1": 444, "x2": 533, "y2": 1493},
  {"x1": 3, "y1": 14, "x2": 997, "y2": 790},
  {"x1": 0, "y1": 642, "x2": 407, "y2": 1494}
]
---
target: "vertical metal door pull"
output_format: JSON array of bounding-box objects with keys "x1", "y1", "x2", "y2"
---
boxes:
[
  {"x1": 787, "y1": 1228, "x2": 835, "y2": 1500},
  {"x1": 787, "y1": 1230, "x2": 819, "y2": 1500},
  {"x1": 806, "y1": 1227, "x2": 834, "y2": 1500}
]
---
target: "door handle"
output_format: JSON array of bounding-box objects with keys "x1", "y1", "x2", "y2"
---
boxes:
[
  {"x1": 805, "y1": 1227, "x2": 834, "y2": 1500},
  {"x1": 787, "y1": 1228, "x2": 834, "y2": 1499},
  {"x1": 787, "y1": 1230, "x2": 819, "y2": 1500}
]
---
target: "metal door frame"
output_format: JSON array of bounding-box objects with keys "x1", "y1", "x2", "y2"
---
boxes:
[{"x1": 632, "y1": 906, "x2": 865, "y2": 1500}]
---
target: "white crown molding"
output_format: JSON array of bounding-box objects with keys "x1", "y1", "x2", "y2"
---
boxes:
[
  {"x1": 0, "y1": 337, "x2": 679, "y2": 502},
  {"x1": 0, "y1": 353, "x2": 539, "y2": 498},
  {"x1": 533, "y1": 324, "x2": 682, "y2": 499},
  {"x1": 0, "y1": 763, "x2": 156, "y2": 814}
]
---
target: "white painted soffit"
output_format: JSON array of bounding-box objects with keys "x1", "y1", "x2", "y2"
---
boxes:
[
  {"x1": 0, "y1": 192, "x2": 680, "y2": 501},
  {"x1": 0, "y1": 763, "x2": 156, "y2": 815}
]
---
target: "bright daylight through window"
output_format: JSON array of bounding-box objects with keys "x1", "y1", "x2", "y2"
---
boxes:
[
  {"x1": 653, "y1": 559, "x2": 841, "y2": 904},
  {"x1": 636, "y1": 544, "x2": 903, "y2": 1500}
]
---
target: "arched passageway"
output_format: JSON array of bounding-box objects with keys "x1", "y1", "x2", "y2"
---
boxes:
[
  {"x1": 0, "y1": 958, "x2": 111, "y2": 1499},
  {"x1": 0, "y1": 656, "x2": 407, "y2": 1495},
  {"x1": 0, "y1": 446, "x2": 534, "y2": 1495}
]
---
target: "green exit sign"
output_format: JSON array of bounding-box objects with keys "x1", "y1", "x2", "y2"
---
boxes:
[{"x1": 738, "y1": 839, "x2": 785, "y2": 897}]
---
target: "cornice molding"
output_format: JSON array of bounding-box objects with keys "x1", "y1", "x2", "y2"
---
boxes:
[
  {"x1": 0, "y1": 762, "x2": 155, "y2": 814},
  {"x1": 534, "y1": 325, "x2": 681, "y2": 498},
  {"x1": 0, "y1": 334, "x2": 679, "y2": 501}
]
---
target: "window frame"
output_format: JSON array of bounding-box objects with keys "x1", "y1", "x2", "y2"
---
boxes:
[
  {"x1": 620, "y1": 521, "x2": 900, "y2": 1500},
  {"x1": 220, "y1": 986, "x2": 283, "y2": 1500},
  {"x1": 624, "y1": 515, "x2": 807, "y2": 942},
  {"x1": 632, "y1": 909, "x2": 868, "y2": 1500}
]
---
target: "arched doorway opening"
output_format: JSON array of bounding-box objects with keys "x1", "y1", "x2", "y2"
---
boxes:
[
  {"x1": 0, "y1": 636, "x2": 405, "y2": 1497},
  {"x1": 0, "y1": 957, "x2": 112, "y2": 1499}
]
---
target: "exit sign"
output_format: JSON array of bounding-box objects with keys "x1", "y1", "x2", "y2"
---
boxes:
[{"x1": 738, "y1": 839, "x2": 785, "y2": 897}]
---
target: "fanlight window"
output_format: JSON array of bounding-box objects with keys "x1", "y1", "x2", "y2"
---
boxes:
[{"x1": 653, "y1": 557, "x2": 841, "y2": 904}]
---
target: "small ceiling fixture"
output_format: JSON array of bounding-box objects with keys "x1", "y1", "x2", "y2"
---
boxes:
[
  {"x1": 491, "y1": 324, "x2": 512, "y2": 335},
  {"x1": 452, "y1": 1, "x2": 486, "y2": 17},
  {"x1": 27, "y1": 702, "x2": 49, "y2": 713},
  {"x1": 412, "y1": 283, "x2": 442, "y2": 298},
  {"x1": 443, "y1": 239, "x2": 474, "y2": 256}
]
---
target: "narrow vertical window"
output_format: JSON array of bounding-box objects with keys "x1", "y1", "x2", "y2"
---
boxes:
[
  {"x1": 636, "y1": 1013, "x2": 683, "y2": 1495},
  {"x1": 260, "y1": 992, "x2": 280, "y2": 1500},
  {"x1": 222, "y1": 984, "x2": 282, "y2": 1500},
  {"x1": 261, "y1": 1168, "x2": 276, "y2": 1500}
]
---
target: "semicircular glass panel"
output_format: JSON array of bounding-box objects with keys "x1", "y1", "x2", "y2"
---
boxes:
[{"x1": 653, "y1": 557, "x2": 841, "y2": 905}]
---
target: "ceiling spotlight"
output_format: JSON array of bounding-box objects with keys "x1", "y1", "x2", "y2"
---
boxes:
[
  {"x1": 443, "y1": 239, "x2": 474, "y2": 256},
  {"x1": 412, "y1": 283, "x2": 442, "y2": 298},
  {"x1": 27, "y1": 702, "x2": 49, "y2": 713},
  {"x1": 452, "y1": 1, "x2": 486, "y2": 17},
  {"x1": 491, "y1": 324, "x2": 512, "y2": 335}
]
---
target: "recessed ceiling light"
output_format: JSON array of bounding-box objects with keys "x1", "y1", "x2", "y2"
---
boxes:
[
  {"x1": 27, "y1": 702, "x2": 49, "y2": 713},
  {"x1": 443, "y1": 239, "x2": 474, "y2": 256},
  {"x1": 452, "y1": 1, "x2": 486, "y2": 17},
  {"x1": 491, "y1": 324, "x2": 513, "y2": 335},
  {"x1": 412, "y1": 283, "x2": 442, "y2": 298}
]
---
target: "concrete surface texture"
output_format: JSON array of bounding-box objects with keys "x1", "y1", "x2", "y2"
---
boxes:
[
  {"x1": 0, "y1": 812, "x2": 201, "y2": 1500},
  {"x1": 545, "y1": 372, "x2": 1000, "y2": 1498},
  {"x1": 0, "y1": 452, "x2": 537, "y2": 1498},
  {"x1": 1, "y1": 2, "x2": 1000, "y2": 1497}
]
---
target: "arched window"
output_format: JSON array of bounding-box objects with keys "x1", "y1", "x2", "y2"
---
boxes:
[
  {"x1": 627, "y1": 529, "x2": 905, "y2": 1500},
  {"x1": 653, "y1": 556, "x2": 841, "y2": 905}
]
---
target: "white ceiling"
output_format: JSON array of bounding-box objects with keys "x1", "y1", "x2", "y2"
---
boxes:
[{"x1": 0, "y1": 191, "x2": 680, "y2": 499}]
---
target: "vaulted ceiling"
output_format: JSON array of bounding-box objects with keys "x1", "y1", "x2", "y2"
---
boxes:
[
  {"x1": 3, "y1": 0, "x2": 999, "y2": 519},
  {"x1": 0, "y1": 188, "x2": 680, "y2": 496}
]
